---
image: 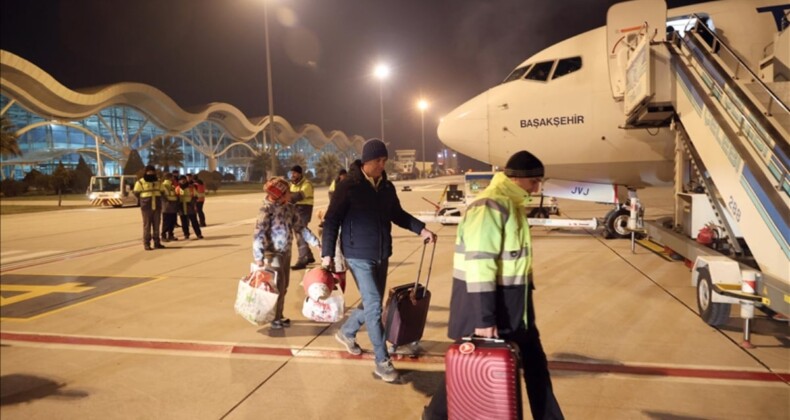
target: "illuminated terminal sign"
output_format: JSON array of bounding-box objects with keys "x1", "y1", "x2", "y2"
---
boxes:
[{"x1": 520, "y1": 114, "x2": 585, "y2": 128}]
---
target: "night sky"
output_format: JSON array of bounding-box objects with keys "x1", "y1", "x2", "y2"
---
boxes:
[{"x1": 0, "y1": 0, "x2": 703, "y2": 167}]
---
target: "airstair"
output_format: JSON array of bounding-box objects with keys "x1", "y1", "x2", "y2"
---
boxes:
[{"x1": 611, "y1": 5, "x2": 789, "y2": 333}]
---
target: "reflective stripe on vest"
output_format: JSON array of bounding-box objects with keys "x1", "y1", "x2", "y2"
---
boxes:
[
  {"x1": 178, "y1": 186, "x2": 195, "y2": 213},
  {"x1": 135, "y1": 180, "x2": 161, "y2": 210},
  {"x1": 162, "y1": 180, "x2": 178, "y2": 202}
]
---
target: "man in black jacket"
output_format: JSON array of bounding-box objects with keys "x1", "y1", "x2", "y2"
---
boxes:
[{"x1": 321, "y1": 138, "x2": 436, "y2": 383}]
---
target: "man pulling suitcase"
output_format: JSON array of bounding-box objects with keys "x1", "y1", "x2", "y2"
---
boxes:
[{"x1": 423, "y1": 150, "x2": 564, "y2": 420}]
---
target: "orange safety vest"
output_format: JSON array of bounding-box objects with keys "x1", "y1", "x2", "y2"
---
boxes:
[{"x1": 195, "y1": 183, "x2": 206, "y2": 202}]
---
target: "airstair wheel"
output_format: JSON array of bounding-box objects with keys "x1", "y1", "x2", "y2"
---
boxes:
[{"x1": 695, "y1": 266, "x2": 731, "y2": 327}]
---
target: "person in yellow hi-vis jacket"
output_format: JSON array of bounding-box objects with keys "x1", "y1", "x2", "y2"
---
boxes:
[
  {"x1": 288, "y1": 165, "x2": 316, "y2": 269},
  {"x1": 175, "y1": 175, "x2": 203, "y2": 240},
  {"x1": 133, "y1": 165, "x2": 165, "y2": 251},
  {"x1": 423, "y1": 150, "x2": 564, "y2": 420},
  {"x1": 160, "y1": 172, "x2": 179, "y2": 242}
]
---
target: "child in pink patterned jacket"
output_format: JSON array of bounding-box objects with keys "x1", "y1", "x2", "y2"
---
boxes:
[{"x1": 253, "y1": 177, "x2": 320, "y2": 329}]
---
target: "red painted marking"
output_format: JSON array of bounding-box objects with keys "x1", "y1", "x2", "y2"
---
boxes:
[
  {"x1": 548, "y1": 361, "x2": 789, "y2": 383},
  {"x1": 2, "y1": 332, "x2": 788, "y2": 382}
]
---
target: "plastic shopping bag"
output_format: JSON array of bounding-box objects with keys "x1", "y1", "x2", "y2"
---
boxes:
[
  {"x1": 234, "y1": 267, "x2": 278, "y2": 326},
  {"x1": 301, "y1": 286, "x2": 345, "y2": 323}
]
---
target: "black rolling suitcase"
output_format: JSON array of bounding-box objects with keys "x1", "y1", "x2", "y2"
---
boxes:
[{"x1": 384, "y1": 240, "x2": 435, "y2": 350}]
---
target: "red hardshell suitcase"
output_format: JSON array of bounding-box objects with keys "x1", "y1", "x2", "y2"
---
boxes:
[
  {"x1": 384, "y1": 241, "x2": 435, "y2": 348},
  {"x1": 445, "y1": 337, "x2": 523, "y2": 420}
]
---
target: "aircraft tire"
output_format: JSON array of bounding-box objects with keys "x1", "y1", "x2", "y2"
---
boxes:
[
  {"x1": 696, "y1": 266, "x2": 731, "y2": 326},
  {"x1": 528, "y1": 207, "x2": 550, "y2": 219},
  {"x1": 603, "y1": 207, "x2": 630, "y2": 238}
]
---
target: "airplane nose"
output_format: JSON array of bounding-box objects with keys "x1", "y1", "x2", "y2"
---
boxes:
[{"x1": 437, "y1": 92, "x2": 488, "y2": 162}]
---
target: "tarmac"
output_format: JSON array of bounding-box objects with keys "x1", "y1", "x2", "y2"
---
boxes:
[{"x1": 0, "y1": 176, "x2": 788, "y2": 419}]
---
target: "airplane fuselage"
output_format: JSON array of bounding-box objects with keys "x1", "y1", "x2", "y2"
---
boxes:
[{"x1": 437, "y1": 0, "x2": 787, "y2": 189}]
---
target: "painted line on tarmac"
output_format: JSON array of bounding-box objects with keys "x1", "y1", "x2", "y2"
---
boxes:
[
  {"x1": 0, "y1": 241, "x2": 140, "y2": 273},
  {"x1": 2, "y1": 331, "x2": 788, "y2": 383},
  {"x1": 0, "y1": 218, "x2": 258, "y2": 274}
]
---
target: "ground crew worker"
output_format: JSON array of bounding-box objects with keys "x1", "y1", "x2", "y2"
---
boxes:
[
  {"x1": 195, "y1": 177, "x2": 207, "y2": 227},
  {"x1": 171, "y1": 169, "x2": 181, "y2": 227},
  {"x1": 423, "y1": 150, "x2": 564, "y2": 420},
  {"x1": 133, "y1": 165, "x2": 165, "y2": 251},
  {"x1": 328, "y1": 168, "x2": 347, "y2": 201},
  {"x1": 288, "y1": 165, "x2": 315, "y2": 269},
  {"x1": 175, "y1": 175, "x2": 203, "y2": 240},
  {"x1": 160, "y1": 172, "x2": 179, "y2": 242}
]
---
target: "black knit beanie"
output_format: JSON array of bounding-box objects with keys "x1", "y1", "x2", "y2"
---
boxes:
[
  {"x1": 504, "y1": 150, "x2": 544, "y2": 178},
  {"x1": 290, "y1": 165, "x2": 303, "y2": 174},
  {"x1": 361, "y1": 138, "x2": 388, "y2": 163}
]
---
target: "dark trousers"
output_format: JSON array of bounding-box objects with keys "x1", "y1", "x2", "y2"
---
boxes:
[
  {"x1": 196, "y1": 201, "x2": 206, "y2": 226},
  {"x1": 141, "y1": 206, "x2": 162, "y2": 245},
  {"x1": 266, "y1": 251, "x2": 291, "y2": 320},
  {"x1": 180, "y1": 213, "x2": 202, "y2": 238},
  {"x1": 424, "y1": 287, "x2": 564, "y2": 420},
  {"x1": 162, "y1": 212, "x2": 177, "y2": 238},
  {"x1": 294, "y1": 205, "x2": 314, "y2": 262}
]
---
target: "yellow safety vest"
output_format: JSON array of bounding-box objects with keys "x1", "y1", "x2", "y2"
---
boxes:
[
  {"x1": 177, "y1": 185, "x2": 196, "y2": 214},
  {"x1": 290, "y1": 177, "x2": 314, "y2": 206},
  {"x1": 162, "y1": 180, "x2": 178, "y2": 202},
  {"x1": 134, "y1": 179, "x2": 162, "y2": 210},
  {"x1": 454, "y1": 172, "x2": 533, "y2": 325}
]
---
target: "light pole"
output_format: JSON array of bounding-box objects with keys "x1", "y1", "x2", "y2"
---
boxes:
[
  {"x1": 417, "y1": 99, "x2": 429, "y2": 178},
  {"x1": 374, "y1": 63, "x2": 390, "y2": 141},
  {"x1": 94, "y1": 136, "x2": 104, "y2": 176},
  {"x1": 263, "y1": 0, "x2": 277, "y2": 176}
]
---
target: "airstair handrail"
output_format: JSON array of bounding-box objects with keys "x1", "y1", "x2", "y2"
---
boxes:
[{"x1": 688, "y1": 13, "x2": 789, "y2": 119}]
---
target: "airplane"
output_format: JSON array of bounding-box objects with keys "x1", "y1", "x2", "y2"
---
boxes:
[{"x1": 437, "y1": 0, "x2": 789, "y2": 238}]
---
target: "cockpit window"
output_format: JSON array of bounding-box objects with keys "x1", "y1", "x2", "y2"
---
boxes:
[
  {"x1": 502, "y1": 65, "x2": 531, "y2": 84},
  {"x1": 552, "y1": 57, "x2": 582, "y2": 79},
  {"x1": 524, "y1": 61, "x2": 554, "y2": 81}
]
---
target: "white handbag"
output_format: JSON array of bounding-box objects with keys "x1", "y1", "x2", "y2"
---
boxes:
[
  {"x1": 301, "y1": 285, "x2": 344, "y2": 323},
  {"x1": 234, "y1": 267, "x2": 278, "y2": 326}
]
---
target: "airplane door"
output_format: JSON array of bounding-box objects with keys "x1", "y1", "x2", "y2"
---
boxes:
[{"x1": 606, "y1": 0, "x2": 666, "y2": 100}]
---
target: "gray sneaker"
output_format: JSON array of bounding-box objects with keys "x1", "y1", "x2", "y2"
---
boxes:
[
  {"x1": 374, "y1": 359, "x2": 399, "y2": 383},
  {"x1": 335, "y1": 331, "x2": 362, "y2": 356}
]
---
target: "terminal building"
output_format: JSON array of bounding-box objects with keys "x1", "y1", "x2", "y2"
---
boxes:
[{"x1": 0, "y1": 49, "x2": 364, "y2": 181}]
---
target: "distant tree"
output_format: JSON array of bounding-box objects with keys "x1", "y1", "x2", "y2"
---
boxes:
[
  {"x1": 124, "y1": 149, "x2": 145, "y2": 175},
  {"x1": 71, "y1": 155, "x2": 94, "y2": 193},
  {"x1": 249, "y1": 151, "x2": 284, "y2": 182},
  {"x1": 314, "y1": 153, "x2": 342, "y2": 185},
  {"x1": 148, "y1": 137, "x2": 184, "y2": 172},
  {"x1": 0, "y1": 179, "x2": 27, "y2": 197},
  {"x1": 50, "y1": 161, "x2": 72, "y2": 206},
  {"x1": 197, "y1": 170, "x2": 222, "y2": 193},
  {"x1": 222, "y1": 172, "x2": 236, "y2": 182},
  {"x1": 1, "y1": 115, "x2": 21, "y2": 180},
  {"x1": 0, "y1": 115, "x2": 21, "y2": 159},
  {"x1": 24, "y1": 169, "x2": 50, "y2": 192},
  {"x1": 249, "y1": 153, "x2": 269, "y2": 183}
]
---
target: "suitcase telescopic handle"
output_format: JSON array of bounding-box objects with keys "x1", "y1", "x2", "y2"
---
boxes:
[
  {"x1": 463, "y1": 335, "x2": 506, "y2": 344},
  {"x1": 413, "y1": 239, "x2": 437, "y2": 291}
]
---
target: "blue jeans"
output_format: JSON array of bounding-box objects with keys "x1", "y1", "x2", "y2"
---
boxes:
[{"x1": 341, "y1": 258, "x2": 390, "y2": 363}]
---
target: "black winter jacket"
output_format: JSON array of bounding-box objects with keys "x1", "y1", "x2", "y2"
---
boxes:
[{"x1": 321, "y1": 162, "x2": 425, "y2": 260}]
